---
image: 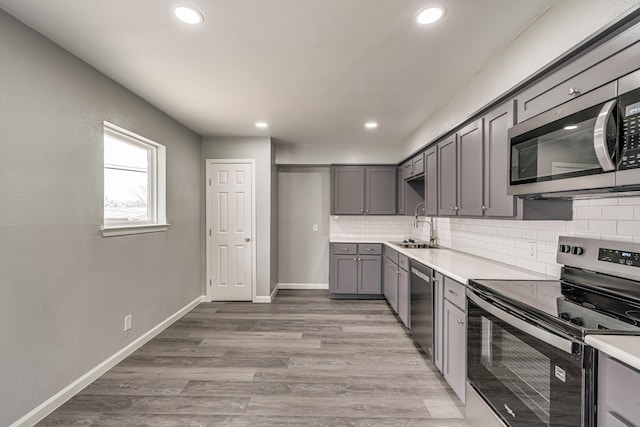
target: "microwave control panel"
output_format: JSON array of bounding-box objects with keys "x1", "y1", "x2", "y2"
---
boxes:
[{"x1": 620, "y1": 95, "x2": 640, "y2": 170}]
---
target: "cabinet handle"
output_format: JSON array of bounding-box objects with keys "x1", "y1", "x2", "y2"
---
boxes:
[
  {"x1": 366, "y1": 209, "x2": 370, "y2": 213},
  {"x1": 397, "y1": 270, "x2": 401, "y2": 275},
  {"x1": 448, "y1": 289, "x2": 458, "y2": 296},
  {"x1": 457, "y1": 319, "x2": 465, "y2": 325},
  {"x1": 353, "y1": 258, "x2": 357, "y2": 261},
  {"x1": 360, "y1": 208, "x2": 364, "y2": 213},
  {"x1": 366, "y1": 248, "x2": 375, "y2": 251},
  {"x1": 568, "y1": 87, "x2": 580, "y2": 96},
  {"x1": 482, "y1": 205, "x2": 487, "y2": 211},
  {"x1": 449, "y1": 206, "x2": 454, "y2": 210},
  {"x1": 454, "y1": 206, "x2": 459, "y2": 211}
]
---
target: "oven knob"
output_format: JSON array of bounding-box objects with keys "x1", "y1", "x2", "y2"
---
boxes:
[
  {"x1": 560, "y1": 312, "x2": 571, "y2": 321},
  {"x1": 559, "y1": 244, "x2": 571, "y2": 253},
  {"x1": 571, "y1": 246, "x2": 584, "y2": 255}
]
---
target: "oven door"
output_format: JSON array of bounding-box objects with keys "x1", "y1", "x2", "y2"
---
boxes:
[
  {"x1": 508, "y1": 83, "x2": 618, "y2": 196},
  {"x1": 467, "y1": 290, "x2": 589, "y2": 427}
]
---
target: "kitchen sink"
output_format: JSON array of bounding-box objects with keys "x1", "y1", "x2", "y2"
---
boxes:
[{"x1": 390, "y1": 240, "x2": 438, "y2": 249}]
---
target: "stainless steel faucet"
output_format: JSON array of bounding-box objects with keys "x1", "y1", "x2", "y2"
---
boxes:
[{"x1": 414, "y1": 201, "x2": 437, "y2": 248}]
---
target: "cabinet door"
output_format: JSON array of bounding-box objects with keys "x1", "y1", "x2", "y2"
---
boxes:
[
  {"x1": 402, "y1": 161, "x2": 413, "y2": 180},
  {"x1": 412, "y1": 153, "x2": 425, "y2": 176},
  {"x1": 433, "y1": 272, "x2": 444, "y2": 373},
  {"x1": 483, "y1": 102, "x2": 516, "y2": 217},
  {"x1": 437, "y1": 135, "x2": 458, "y2": 216},
  {"x1": 424, "y1": 146, "x2": 438, "y2": 216},
  {"x1": 332, "y1": 166, "x2": 365, "y2": 214},
  {"x1": 457, "y1": 120, "x2": 484, "y2": 217},
  {"x1": 397, "y1": 267, "x2": 410, "y2": 328},
  {"x1": 444, "y1": 300, "x2": 466, "y2": 403},
  {"x1": 383, "y1": 258, "x2": 398, "y2": 313},
  {"x1": 365, "y1": 167, "x2": 397, "y2": 215},
  {"x1": 397, "y1": 168, "x2": 405, "y2": 215},
  {"x1": 359, "y1": 255, "x2": 382, "y2": 294},
  {"x1": 331, "y1": 255, "x2": 359, "y2": 294}
]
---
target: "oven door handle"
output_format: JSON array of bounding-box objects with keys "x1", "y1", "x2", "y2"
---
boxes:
[
  {"x1": 468, "y1": 291, "x2": 578, "y2": 355},
  {"x1": 593, "y1": 99, "x2": 617, "y2": 172}
]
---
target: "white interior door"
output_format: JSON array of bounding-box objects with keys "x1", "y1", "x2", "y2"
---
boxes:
[{"x1": 207, "y1": 161, "x2": 254, "y2": 301}]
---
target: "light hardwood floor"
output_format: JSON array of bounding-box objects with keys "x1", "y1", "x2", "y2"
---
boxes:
[{"x1": 38, "y1": 290, "x2": 467, "y2": 426}]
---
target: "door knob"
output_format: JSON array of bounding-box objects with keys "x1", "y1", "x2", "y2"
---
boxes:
[{"x1": 245, "y1": 237, "x2": 251, "y2": 242}]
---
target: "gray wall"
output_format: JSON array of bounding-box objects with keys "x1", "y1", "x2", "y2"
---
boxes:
[
  {"x1": 277, "y1": 167, "x2": 330, "y2": 284},
  {"x1": 201, "y1": 137, "x2": 274, "y2": 298},
  {"x1": 0, "y1": 10, "x2": 202, "y2": 426}
]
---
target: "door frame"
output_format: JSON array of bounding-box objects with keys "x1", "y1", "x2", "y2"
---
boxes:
[{"x1": 205, "y1": 159, "x2": 257, "y2": 302}]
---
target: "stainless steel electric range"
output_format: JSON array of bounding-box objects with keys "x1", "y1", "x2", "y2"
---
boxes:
[{"x1": 466, "y1": 236, "x2": 640, "y2": 427}]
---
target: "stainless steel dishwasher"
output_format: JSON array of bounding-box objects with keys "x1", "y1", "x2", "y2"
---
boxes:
[{"x1": 410, "y1": 260, "x2": 434, "y2": 360}]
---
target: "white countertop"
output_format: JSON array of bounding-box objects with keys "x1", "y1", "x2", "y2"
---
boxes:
[
  {"x1": 585, "y1": 335, "x2": 640, "y2": 371},
  {"x1": 330, "y1": 237, "x2": 552, "y2": 283}
]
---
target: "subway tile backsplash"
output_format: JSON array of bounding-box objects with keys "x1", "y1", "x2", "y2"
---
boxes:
[{"x1": 330, "y1": 197, "x2": 640, "y2": 278}]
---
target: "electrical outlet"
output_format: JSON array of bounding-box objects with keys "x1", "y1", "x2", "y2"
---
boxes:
[
  {"x1": 124, "y1": 314, "x2": 132, "y2": 331},
  {"x1": 527, "y1": 242, "x2": 537, "y2": 260},
  {"x1": 312, "y1": 224, "x2": 318, "y2": 232}
]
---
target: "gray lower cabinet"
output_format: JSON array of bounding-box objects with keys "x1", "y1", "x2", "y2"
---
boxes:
[
  {"x1": 383, "y1": 256, "x2": 398, "y2": 312},
  {"x1": 397, "y1": 261, "x2": 410, "y2": 328},
  {"x1": 331, "y1": 166, "x2": 396, "y2": 215},
  {"x1": 433, "y1": 271, "x2": 444, "y2": 373},
  {"x1": 330, "y1": 243, "x2": 382, "y2": 296},
  {"x1": 435, "y1": 275, "x2": 466, "y2": 404},
  {"x1": 598, "y1": 353, "x2": 640, "y2": 426},
  {"x1": 444, "y1": 299, "x2": 466, "y2": 403}
]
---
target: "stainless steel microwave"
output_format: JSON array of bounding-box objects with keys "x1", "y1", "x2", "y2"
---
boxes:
[{"x1": 508, "y1": 71, "x2": 640, "y2": 198}]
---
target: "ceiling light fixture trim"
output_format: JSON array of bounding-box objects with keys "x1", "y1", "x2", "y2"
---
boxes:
[
  {"x1": 255, "y1": 121, "x2": 269, "y2": 128},
  {"x1": 174, "y1": 7, "x2": 204, "y2": 24},
  {"x1": 365, "y1": 121, "x2": 378, "y2": 129}
]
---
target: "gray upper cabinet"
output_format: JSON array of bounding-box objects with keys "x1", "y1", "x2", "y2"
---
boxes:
[
  {"x1": 424, "y1": 145, "x2": 438, "y2": 216},
  {"x1": 457, "y1": 120, "x2": 484, "y2": 217},
  {"x1": 437, "y1": 135, "x2": 458, "y2": 216},
  {"x1": 412, "y1": 153, "x2": 425, "y2": 177},
  {"x1": 516, "y1": 26, "x2": 640, "y2": 123},
  {"x1": 483, "y1": 102, "x2": 517, "y2": 217},
  {"x1": 331, "y1": 166, "x2": 396, "y2": 215},
  {"x1": 396, "y1": 168, "x2": 405, "y2": 215},
  {"x1": 402, "y1": 161, "x2": 413, "y2": 180},
  {"x1": 365, "y1": 167, "x2": 397, "y2": 215},
  {"x1": 332, "y1": 167, "x2": 365, "y2": 214}
]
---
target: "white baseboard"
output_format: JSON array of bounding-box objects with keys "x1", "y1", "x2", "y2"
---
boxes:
[
  {"x1": 11, "y1": 295, "x2": 206, "y2": 427},
  {"x1": 270, "y1": 284, "x2": 279, "y2": 300},
  {"x1": 278, "y1": 283, "x2": 329, "y2": 290}
]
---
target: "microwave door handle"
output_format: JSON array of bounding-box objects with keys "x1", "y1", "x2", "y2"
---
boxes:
[
  {"x1": 593, "y1": 99, "x2": 617, "y2": 172},
  {"x1": 467, "y1": 291, "x2": 577, "y2": 354}
]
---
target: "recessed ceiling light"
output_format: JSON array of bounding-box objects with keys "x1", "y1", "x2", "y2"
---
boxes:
[
  {"x1": 255, "y1": 122, "x2": 269, "y2": 128},
  {"x1": 174, "y1": 7, "x2": 203, "y2": 24},
  {"x1": 416, "y1": 6, "x2": 445, "y2": 25},
  {"x1": 365, "y1": 122, "x2": 378, "y2": 129},
  {"x1": 564, "y1": 125, "x2": 578, "y2": 130}
]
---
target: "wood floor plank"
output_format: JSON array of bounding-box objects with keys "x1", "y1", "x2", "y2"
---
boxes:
[{"x1": 37, "y1": 290, "x2": 466, "y2": 426}]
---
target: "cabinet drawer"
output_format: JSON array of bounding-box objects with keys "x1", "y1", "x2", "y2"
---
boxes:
[
  {"x1": 398, "y1": 254, "x2": 409, "y2": 271},
  {"x1": 333, "y1": 244, "x2": 357, "y2": 255},
  {"x1": 359, "y1": 243, "x2": 382, "y2": 255},
  {"x1": 603, "y1": 412, "x2": 630, "y2": 427},
  {"x1": 444, "y1": 276, "x2": 466, "y2": 310},
  {"x1": 601, "y1": 356, "x2": 640, "y2": 424},
  {"x1": 383, "y1": 245, "x2": 399, "y2": 264}
]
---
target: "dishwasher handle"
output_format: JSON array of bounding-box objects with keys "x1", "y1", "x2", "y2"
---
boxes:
[{"x1": 411, "y1": 268, "x2": 432, "y2": 283}]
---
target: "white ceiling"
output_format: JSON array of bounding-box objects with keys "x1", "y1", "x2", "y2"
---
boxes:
[{"x1": 0, "y1": 0, "x2": 557, "y2": 145}]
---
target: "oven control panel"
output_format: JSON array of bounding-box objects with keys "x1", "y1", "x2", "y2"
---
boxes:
[
  {"x1": 620, "y1": 89, "x2": 640, "y2": 170},
  {"x1": 598, "y1": 248, "x2": 640, "y2": 267},
  {"x1": 557, "y1": 236, "x2": 640, "y2": 281}
]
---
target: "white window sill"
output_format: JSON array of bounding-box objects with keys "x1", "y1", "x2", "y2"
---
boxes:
[{"x1": 100, "y1": 223, "x2": 171, "y2": 237}]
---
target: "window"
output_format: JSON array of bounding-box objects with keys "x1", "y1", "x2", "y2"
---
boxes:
[{"x1": 102, "y1": 121, "x2": 168, "y2": 236}]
